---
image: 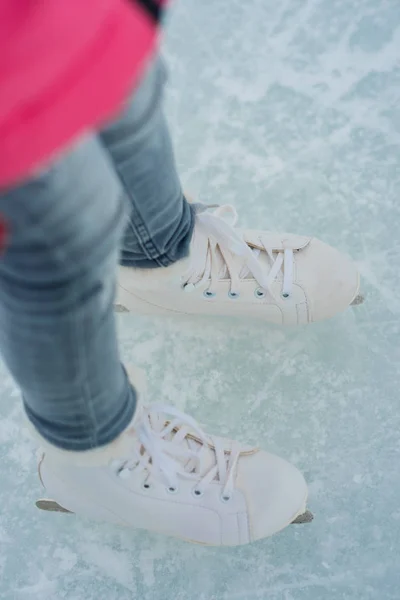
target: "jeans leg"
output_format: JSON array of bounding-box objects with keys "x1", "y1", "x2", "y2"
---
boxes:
[
  {"x1": 99, "y1": 57, "x2": 195, "y2": 269},
  {"x1": 0, "y1": 135, "x2": 136, "y2": 451}
]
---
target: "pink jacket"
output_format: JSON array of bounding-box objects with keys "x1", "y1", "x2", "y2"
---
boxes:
[{"x1": 0, "y1": 0, "x2": 166, "y2": 188}]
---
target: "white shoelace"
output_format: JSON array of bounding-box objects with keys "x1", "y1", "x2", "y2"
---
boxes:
[
  {"x1": 113, "y1": 405, "x2": 241, "y2": 501},
  {"x1": 182, "y1": 205, "x2": 294, "y2": 299}
]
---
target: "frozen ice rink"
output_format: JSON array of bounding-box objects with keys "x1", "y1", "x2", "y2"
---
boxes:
[{"x1": 1, "y1": 1, "x2": 400, "y2": 598}]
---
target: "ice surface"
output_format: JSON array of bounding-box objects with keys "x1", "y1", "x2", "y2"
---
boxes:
[{"x1": 1, "y1": 0, "x2": 400, "y2": 598}]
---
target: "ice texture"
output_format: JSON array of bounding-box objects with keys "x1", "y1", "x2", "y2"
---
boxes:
[{"x1": 1, "y1": 0, "x2": 400, "y2": 598}]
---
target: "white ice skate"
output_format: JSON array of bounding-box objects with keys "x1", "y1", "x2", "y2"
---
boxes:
[
  {"x1": 116, "y1": 205, "x2": 362, "y2": 325},
  {"x1": 36, "y1": 380, "x2": 312, "y2": 546}
]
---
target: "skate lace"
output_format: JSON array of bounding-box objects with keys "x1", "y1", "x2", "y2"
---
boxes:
[
  {"x1": 115, "y1": 405, "x2": 241, "y2": 500},
  {"x1": 182, "y1": 205, "x2": 294, "y2": 299}
]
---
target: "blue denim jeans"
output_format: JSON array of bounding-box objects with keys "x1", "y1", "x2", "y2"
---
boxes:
[{"x1": 0, "y1": 58, "x2": 195, "y2": 451}]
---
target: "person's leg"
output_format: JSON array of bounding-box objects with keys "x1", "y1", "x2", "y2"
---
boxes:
[
  {"x1": 99, "y1": 57, "x2": 195, "y2": 268},
  {"x1": 0, "y1": 57, "x2": 310, "y2": 542},
  {"x1": 0, "y1": 135, "x2": 136, "y2": 450},
  {"x1": 100, "y1": 57, "x2": 360, "y2": 324},
  {"x1": 0, "y1": 122, "x2": 310, "y2": 549}
]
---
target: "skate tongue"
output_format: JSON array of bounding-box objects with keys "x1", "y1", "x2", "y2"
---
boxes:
[
  {"x1": 189, "y1": 205, "x2": 311, "y2": 288},
  {"x1": 190, "y1": 227, "x2": 244, "y2": 283},
  {"x1": 191, "y1": 226, "x2": 270, "y2": 284}
]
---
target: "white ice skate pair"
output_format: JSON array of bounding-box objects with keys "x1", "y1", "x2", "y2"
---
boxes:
[
  {"x1": 37, "y1": 370, "x2": 312, "y2": 547},
  {"x1": 116, "y1": 204, "x2": 362, "y2": 324},
  {"x1": 37, "y1": 207, "x2": 360, "y2": 545}
]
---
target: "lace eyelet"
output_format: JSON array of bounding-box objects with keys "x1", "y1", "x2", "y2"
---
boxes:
[
  {"x1": 228, "y1": 291, "x2": 240, "y2": 299},
  {"x1": 192, "y1": 488, "x2": 204, "y2": 498},
  {"x1": 203, "y1": 290, "x2": 216, "y2": 298},
  {"x1": 166, "y1": 486, "x2": 179, "y2": 494},
  {"x1": 254, "y1": 287, "x2": 265, "y2": 299},
  {"x1": 281, "y1": 292, "x2": 290, "y2": 299},
  {"x1": 142, "y1": 482, "x2": 151, "y2": 490},
  {"x1": 220, "y1": 493, "x2": 232, "y2": 503}
]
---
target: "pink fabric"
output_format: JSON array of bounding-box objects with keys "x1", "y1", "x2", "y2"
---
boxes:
[{"x1": 0, "y1": 1, "x2": 165, "y2": 188}]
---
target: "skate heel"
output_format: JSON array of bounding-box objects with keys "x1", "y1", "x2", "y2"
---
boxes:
[{"x1": 38, "y1": 459, "x2": 125, "y2": 525}]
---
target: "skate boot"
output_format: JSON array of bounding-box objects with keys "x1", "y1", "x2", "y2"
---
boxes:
[
  {"x1": 36, "y1": 381, "x2": 310, "y2": 546},
  {"x1": 117, "y1": 205, "x2": 361, "y2": 325}
]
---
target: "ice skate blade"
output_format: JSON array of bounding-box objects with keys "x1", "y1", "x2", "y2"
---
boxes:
[
  {"x1": 36, "y1": 498, "x2": 314, "y2": 524},
  {"x1": 36, "y1": 499, "x2": 72, "y2": 514},
  {"x1": 291, "y1": 509, "x2": 314, "y2": 524},
  {"x1": 36, "y1": 499, "x2": 314, "y2": 524},
  {"x1": 116, "y1": 295, "x2": 365, "y2": 314},
  {"x1": 351, "y1": 293, "x2": 364, "y2": 306},
  {"x1": 114, "y1": 304, "x2": 130, "y2": 313}
]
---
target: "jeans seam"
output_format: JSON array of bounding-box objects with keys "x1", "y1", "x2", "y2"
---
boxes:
[
  {"x1": 117, "y1": 174, "x2": 171, "y2": 267},
  {"x1": 75, "y1": 284, "x2": 99, "y2": 448},
  {"x1": 101, "y1": 58, "x2": 171, "y2": 268},
  {"x1": 71, "y1": 192, "x2": 129, "y2": 448}
]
